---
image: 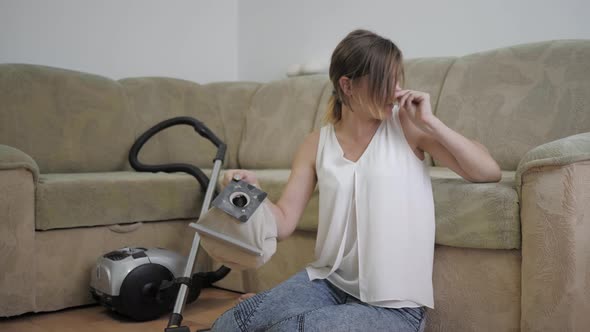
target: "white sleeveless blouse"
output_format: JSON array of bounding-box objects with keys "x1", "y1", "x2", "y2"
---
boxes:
[{"x1": 306, "y1": 106, "x2": 435, "y2": 309}]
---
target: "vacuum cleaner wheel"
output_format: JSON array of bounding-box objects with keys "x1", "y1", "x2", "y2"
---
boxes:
[{"x1": 118, "y1": 263, "x2": 176, "y2": 321}]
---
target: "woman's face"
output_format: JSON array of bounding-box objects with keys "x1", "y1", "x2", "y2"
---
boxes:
[{"x1": 350, "y1": 76, "x2": 401, "y2": 121}]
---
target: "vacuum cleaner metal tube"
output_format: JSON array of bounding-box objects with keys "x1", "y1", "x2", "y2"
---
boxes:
[{"x1": 171, "y1": 159, "x2": 223, "y2": 319}]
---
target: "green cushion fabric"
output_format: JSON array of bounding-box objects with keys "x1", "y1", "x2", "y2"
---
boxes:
[
  {"x1": 255, "y1": 167, "x2": 520, "y2": 249},
  {"x1": 0, "y1": 144, "x2": 39, "y2": 182},
  {"x1": 515, "y1": 131, "x2": 590, "y2": 198},
  {"x1": 430, "y1": 167, "x2": 520, "y2": 249},
  {"x1": 35, "y1": 165, "x2": 520, "y2": 248},
  {"x1": 435, "y1": 40, "x2": 590, "y2": 171},
  {"x1": 238, "y1": 75, "x2": 329, "y2": 169},
  {"x1": 403, "y1": 57, "x2": 456, "y2": 114},
  {"x1": 0, "y1": 64, "x2": 135, "y2": 173},
  {"x1": 35, "y1": 172, "x2": 205, "y2": 230}
]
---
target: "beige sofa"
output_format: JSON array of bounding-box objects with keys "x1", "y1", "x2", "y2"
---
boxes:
[{"x1": 1, "y1": 40, "x2": 589, "y2": 331}]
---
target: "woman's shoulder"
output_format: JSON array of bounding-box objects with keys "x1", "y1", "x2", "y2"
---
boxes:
[
  {"x1": 303, "y1": 129, "x2": 321, "y2": 158},
  {"x1": 292, "y1": 129, "x2": 321, "y2": 169}
]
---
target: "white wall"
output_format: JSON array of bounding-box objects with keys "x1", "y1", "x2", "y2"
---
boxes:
[
  {"x1": 238, "y1": 0, "x2": 590, "y2": 82},
  {"x1": 0, "y1": 0, "x2": 237, "y2": 83},
  {"x1": 2, "y1": 0, "x2": 589, "y2": 84}
]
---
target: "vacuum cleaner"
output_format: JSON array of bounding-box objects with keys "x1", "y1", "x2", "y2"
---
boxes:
[
  {"x1": 89, "y1": 246, "x2": 217, "y2": 321},
  {"x1": 89, "y1": 116, "x2": 260, "y2": 329}
]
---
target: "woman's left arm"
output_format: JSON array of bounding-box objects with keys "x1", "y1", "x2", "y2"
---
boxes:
[{"x1": 397, "y1": 89, "x2": 502, "y2": 183}]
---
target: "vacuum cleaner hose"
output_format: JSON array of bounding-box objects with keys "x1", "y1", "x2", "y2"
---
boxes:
[
  {"x1": 128, "y1": 116, "x2": 227, "y2": 191},
  {"x1": 128, "y1": 116, "x2": 232, "y2": 281},
  {"x1": 206, "y1": 265, "x2": 231, "y2": 284}
]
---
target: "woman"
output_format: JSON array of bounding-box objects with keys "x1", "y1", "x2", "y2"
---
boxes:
[{"x1": 211, "y1": 29, "x2": 501, "y2": 332}]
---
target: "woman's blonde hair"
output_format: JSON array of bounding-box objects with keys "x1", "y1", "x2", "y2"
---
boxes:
[{"x1": 325, "y1": 29, "x2": 404, "y2": 124}]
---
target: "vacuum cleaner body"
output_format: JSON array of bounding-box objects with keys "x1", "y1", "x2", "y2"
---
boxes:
[{"x1": 90, "y1": 247, "x2": 192, "y2": 321}]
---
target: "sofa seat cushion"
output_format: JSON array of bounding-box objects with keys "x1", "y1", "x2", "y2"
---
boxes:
[
  {"x1": 36, "y1": 172, "x2": 204, "y2": 230},
  {"x1": 430, "y1": 167, "x2": 520, "y2": 249},
  {"x1": 255, "y1": 167, "x2": 520, "y2": 250}
]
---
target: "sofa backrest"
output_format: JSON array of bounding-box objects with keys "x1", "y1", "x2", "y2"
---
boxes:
[
  {"x1": 119, "y1": 78, "x2": 259, "y2": 170},
  {"x1": 2, "y1": 40, "x2": 588, "y2": 174},
  {"x1": 0, "y1": 64, "x2": 135, "y2": 173},
  {"x1": 0, "y1": 64, "x2": 258, "y2": 173},
  {"x1": 238, "y1": 75, "x2": 330, "y2": 169},
  {"x1": 435, "y1": 40, "x2": 590, "y2": 170}
]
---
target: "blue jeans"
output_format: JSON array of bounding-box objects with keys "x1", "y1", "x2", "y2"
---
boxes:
[{"x1": 211, "y1": 270, "x2": 427, "y2": 331}]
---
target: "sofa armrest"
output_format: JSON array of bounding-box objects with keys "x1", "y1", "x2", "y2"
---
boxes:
[
  {"x1": 515, "y1": 132, "x2": 590, "y2": 198},
  {"x1": 0, "y1": 144, "x2": 40, "y2": 183},
  {"x1": 516, "y1": 132, "x2": 590, "y2": 331},
  {"x1": 0, "y1": 152, "x2": 37, "y2": 316}
]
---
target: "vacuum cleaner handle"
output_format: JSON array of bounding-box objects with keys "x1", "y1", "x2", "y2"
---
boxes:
[
  {"x1": 128, "y1": 116, "x2": 232, "y2": 330},
  {"x1": 128, "y1": 116, "x2": 227, "y2": 190}
]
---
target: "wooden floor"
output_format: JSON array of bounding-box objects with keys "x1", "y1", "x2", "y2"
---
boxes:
[{"x1": 0, "y1": 288, "x2": 241, "y2": 332}]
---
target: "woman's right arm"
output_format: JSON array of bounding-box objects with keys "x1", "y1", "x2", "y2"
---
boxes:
[{"x1": 223, "y1": 130, "x2": 319, "y2": 241}]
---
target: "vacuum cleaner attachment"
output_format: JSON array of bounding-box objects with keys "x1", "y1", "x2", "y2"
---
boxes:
[{"x1": 191, "y1": 176, "x2": 278, "y2": 270}]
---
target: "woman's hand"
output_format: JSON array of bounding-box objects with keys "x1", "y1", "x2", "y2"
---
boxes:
[
  {"x1": 395, "y1": 89, "x2": 437, "y2": 134},
  {"x1": 222, "y1": 169, "x2": 260, "y2": 188}
]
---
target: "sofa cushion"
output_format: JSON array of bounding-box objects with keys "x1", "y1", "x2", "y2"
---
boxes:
[
  {"x1": 430, "y1": 167, "x2": 520, "y2": 249},
  {"x1": 403, "y1": 57, "x2": 457, "y2": 114},
  {"x1": 255, "y1": 167, "x2": 520, "y2": 249},
  {"x1": 35, "y1": 172, "x2": 204, "y2": 230},
  {"x1": 36, "y1": 167, "x2": 520, "y2": 249},
  {"x1": 0, "y1": 144, "x2": 39, "y2": 183},
  {"x1": 435, "y1": 40, "x2": 590, "y2": 170},
  {"x1": 0, "y1": 64, "x2": 136, "y2": 173},
  {"x1": 239, "y1": 75, "x2": 330, "y2": 169}
]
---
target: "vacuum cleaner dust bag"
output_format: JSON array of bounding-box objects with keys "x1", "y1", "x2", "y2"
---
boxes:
[{"x1": 190, "y1": 179, "x2": 277, "y2": 270}]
